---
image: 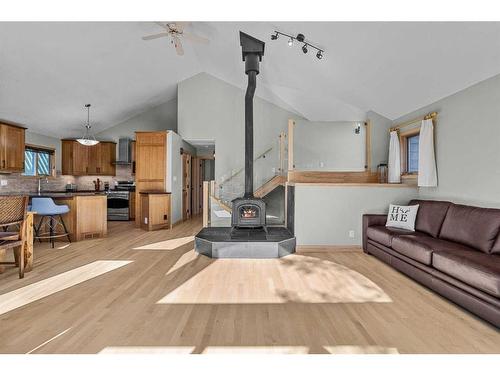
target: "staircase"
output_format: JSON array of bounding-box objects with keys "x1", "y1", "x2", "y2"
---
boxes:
[{"x1": 254, "y1": 175, "x2": 287, "y2": 198}]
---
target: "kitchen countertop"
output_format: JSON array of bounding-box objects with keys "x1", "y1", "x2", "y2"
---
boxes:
[
  {"x1": 0, "y1": 191, "x2": 107, "y2": 198},
  {"x1": 138, "y1": 191, "x2": 171, "y2": 195}
]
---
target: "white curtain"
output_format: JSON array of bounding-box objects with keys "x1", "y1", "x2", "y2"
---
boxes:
[
  {"x1": 388, "y1": 131, "x2": 401, "y2": 183},
  {"x1": 418, "y1": 119, "x2": 438, "y2": 187}
]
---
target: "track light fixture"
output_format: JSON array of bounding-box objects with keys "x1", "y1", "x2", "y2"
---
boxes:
[{"x1": 271, "y1": 30, "x2": 324, "y2": 59}]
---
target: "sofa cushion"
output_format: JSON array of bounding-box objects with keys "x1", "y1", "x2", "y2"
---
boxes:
[
  {"x1": 392, "y1": 235, "x2": 475, "y2": 265},
  {"x1": 409, "y1": 199, "x2": 452, "y2": 238},
  {"x1": 492, "y1": 235, "x2": 500, "y2": 255},
  {"x1": 439, "y1": 204, "x2": 500, "y2": 253},
  {"x1": 392, "y1": 235, "x2": 436, "y2": 265},
  {"x1": 433, "y1": 249, "x2": 500, "y2": 298},
  {"x1": 366, "y1": 225, "x2": 415, "y2": 247}
]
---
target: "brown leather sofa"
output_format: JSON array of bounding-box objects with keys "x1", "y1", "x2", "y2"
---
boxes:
[{"x1": 363, "y1": 199, "x2": 500, "y2": 328}]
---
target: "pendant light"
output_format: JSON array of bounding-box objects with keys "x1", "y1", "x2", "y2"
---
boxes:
[{"x1": 76, "y1": 104, "x2": 99, "y2": 146}]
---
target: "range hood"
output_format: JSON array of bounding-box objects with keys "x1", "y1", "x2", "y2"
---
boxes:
[{"x1": 114, "y1": 138, "x2": 132, "y2": 165}]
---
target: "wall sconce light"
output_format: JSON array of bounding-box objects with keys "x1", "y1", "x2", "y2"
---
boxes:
[{"x1": 271, "y1": 30, "x2": 324, "y2": 59}]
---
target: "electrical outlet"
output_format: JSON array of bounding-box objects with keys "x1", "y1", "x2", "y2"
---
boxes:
[
  {"x1": 319, "y1": 161, "x2": 324, "y2": 168},
  {"x1": 349, "y1": 230, "x2": 355, "y2": 238},
  {"x1": 0, "y1": 180, "x2": 7, "y2": 186},
  {"x1": 144, "y1": 217, "x2": 148, "y2": 224}
]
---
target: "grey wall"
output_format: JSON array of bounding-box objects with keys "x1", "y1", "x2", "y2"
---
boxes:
[
  {"x1": 367, "y1": 110, "x2": 393, "y2": 172},
  {"x1": 178, "y1": 72, "x2": 303, "y2": 194},
  {"x1": 393, "y1": 73, "x2": 500, "y2": 208},
  {"x1": 294, "y1": 120, "x2": 366, "y2": 171},
  {"x1": 97, "y1": 98, "x2": 178, "y2": 143},
  {"x1": 295, "y1": 185, "x2": 418, "y2": 246}
]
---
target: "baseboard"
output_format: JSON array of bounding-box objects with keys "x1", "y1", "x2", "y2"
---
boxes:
[{"x1": 296, "y1": 245, "x2": 362, "y2": 254}]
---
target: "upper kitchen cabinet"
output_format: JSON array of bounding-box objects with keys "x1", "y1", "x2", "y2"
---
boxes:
[
  {"x1": 62, "y1": 140, "x2": 116, "y2": 176},
  {"x1": 0, "y1": 122, "x2": 26, "y2": 172}
]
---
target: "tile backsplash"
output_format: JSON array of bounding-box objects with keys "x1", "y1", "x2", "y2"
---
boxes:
[{"x1": 0, "y1": 165, "x2": 133, "y2": 193}]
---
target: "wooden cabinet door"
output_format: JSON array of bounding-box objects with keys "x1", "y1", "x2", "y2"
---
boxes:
[
  {"x1": 61, "y1": 140, "x2": 73, "y2": 175},
  {"x1": 72, "y1": 141, "x2": 89, "y2": 175},
  {"x1": 99, "y1": 142, "x2": 116, "y2": 176},
  {"x1": 0, "y1": 124, "x2": 25, "y2": 171},
  {"x1": 87, "y1": 143, "x2": 101, "y2": 175}
]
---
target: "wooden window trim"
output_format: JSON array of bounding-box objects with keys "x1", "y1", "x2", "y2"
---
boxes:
[
  {"x1": 399, "y1": 127, "x2": 420, "y2": 176},
  {"x1": 23, "y1": 144, "x2": 57, "y2": 178}
]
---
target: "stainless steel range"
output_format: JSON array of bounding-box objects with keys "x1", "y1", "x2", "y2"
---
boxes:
[{"x1": 107, "y1": 181, "x2": 135, "y2": 221}]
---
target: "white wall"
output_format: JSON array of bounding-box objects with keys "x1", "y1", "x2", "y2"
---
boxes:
[
  {"x1": 97, "y1": 98, "x2": 178, "y2": 143},
  {"x1": 294, "y1": 120, "x2": 366, "y2": 171},
  {"x1": 393, "y1": 73, "x2": 500, "y2": 208},
  {"x1": 294, "y1": 185, "x2": 418, "y2": 246},
  {"x1": 178, "y1": 72, "x2": 303, "y2": 193},
  {"x1": 167, "y1": 131, "x2": 183, "y2": 225},
  {"x1": 367, "y1": 110, "x2": 393, "y2": 172}
]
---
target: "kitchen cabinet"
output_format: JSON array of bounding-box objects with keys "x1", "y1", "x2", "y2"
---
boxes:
[
  {"x1": 134, "y1": 131, "x2": 167, "y2": 226},
  {"x1": 0, "y1": 123, "x2": 26, "y2": 172},
  {"x1": 139, "y1": 192, "x2": 171, "y2": 231},
  {"x1": 62, "y1": 140, "x2": 116, "y2": 176},
  {"x1": 129, "y1": 191, "x2": 136, "y2": 220}
]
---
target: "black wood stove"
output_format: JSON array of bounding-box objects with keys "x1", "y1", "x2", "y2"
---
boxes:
[
  {"x1": 194, "y1": 31, "x2": 296, "y2": 259},
  {"x1": 231, "y1": 32, "x2": 267, "y2": 229}
]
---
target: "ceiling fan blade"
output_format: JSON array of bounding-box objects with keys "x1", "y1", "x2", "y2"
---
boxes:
[
  {"x1": 182, "y1": 31, "x2": 210, "y2": 44},
  {"x1": 155, "y1": 21, "x2": 169, "y2": 30},
  {"x1": 172, "y1": 36, "x2": 184, "y2": 56},
  {"x1": 142, "y1": 32, "x2": 169, "y2": 40}
]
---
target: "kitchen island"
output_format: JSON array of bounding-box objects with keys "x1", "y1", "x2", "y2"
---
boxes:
[{"x1": 31, "y1": 192, "x2": 107, "y2": 242}]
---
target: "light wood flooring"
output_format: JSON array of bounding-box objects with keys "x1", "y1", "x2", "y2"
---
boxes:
[{"x1": 0, "y1": 216, "x2": 499, "y2": 354}]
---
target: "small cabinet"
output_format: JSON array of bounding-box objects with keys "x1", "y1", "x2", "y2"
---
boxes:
[
  {"x1": 0, "y1": 123, "x2": 26, "y2": 172},
  {"x1": 140, "y1": 192, "x2": 171, "y2": 231},
  {"x1": 62, "y1": 140, "x2": 116, "y2": 176}
]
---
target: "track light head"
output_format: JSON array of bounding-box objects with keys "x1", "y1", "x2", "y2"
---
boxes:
[
  {"x1": 302, "y1": 44, "x2": 308, "y2": 54},
  {"x1": 296, "y1": 33, "x2": 305, "y2": 42},
  {"x1": 271, "y1": 32, "x2": 278, "y2": 40},
  {"x1": 287, "y1": 38, "x2": 293, "y2": 47},
  {"x1": 316, "y1": 50, "x2": 323, "y2": 59}
]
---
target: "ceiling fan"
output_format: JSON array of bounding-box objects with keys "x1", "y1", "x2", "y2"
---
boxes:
[{"x1": 141, "y1": 22, "x2": 210, "y2": 56}]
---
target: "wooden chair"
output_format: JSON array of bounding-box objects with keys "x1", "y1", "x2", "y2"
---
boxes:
[{"x1": 0, "y1": 196, "x2": 28, "y2": 278}]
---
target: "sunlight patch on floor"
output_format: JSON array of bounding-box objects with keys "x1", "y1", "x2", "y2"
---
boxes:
[
  {"x1": 99, "y1": 346, "x2": 195, "y2": 354},
  {"x1": 26, "y1": 328, "x2": 72, "y2": 354},
  {"x1": 157, "y1": 254, "x2": 391, "y2": 304},
  {"x1": 133, "y1": 236, "x2": 194, "y2": 250},
  {"x1": 0, "y1": 260, "x2": 132, "y2": 316},
  {"x1": 323, "y1": 346, "x2": 399, "y2": 354},
  {"x1": 166, "y1": 250, "x2": 199, "y2": 275},
  {"x1": 202, "y1": 346, "x2": 309, "y2": 354}
]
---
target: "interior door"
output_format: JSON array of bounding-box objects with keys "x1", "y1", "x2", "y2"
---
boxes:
[
  {"x1": 182, "y1": 152, "x2": 192, "y2": 220},
  {"x1": 191, "y1": 157, "x2": 203, "y2": 215}
]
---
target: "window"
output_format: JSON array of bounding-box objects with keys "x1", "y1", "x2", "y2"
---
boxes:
[
  {"x1": 399, "y1": 128, "x2": 420, "y2": 176},
  {"x1": 407, "y1": 135, "x2": 419, "y2": 173},
  {"x1": 23, "y1": 146, "x2": 55, "y2": 177}
]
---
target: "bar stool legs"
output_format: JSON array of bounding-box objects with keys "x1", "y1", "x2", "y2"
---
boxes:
[{"x1": 34, "y1": 215, "x2": 71, "y2": 248}]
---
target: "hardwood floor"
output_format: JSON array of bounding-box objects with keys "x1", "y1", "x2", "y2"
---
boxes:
[{"x1": 0, "y1": 216, "x2": 499, "y2": 354}]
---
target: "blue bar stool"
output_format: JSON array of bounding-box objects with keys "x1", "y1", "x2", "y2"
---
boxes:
[{"x1": 31, "y1": 197, "x2": 71, "y2": 248}]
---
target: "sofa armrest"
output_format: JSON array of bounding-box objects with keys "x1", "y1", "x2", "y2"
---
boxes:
[{"x1": 362, "y1": 214, "x2": 387, "y2": 252}]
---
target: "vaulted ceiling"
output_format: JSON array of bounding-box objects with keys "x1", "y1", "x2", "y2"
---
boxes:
[{"x1": 1, "y1": 22, "x2": 500, "y2": 138}]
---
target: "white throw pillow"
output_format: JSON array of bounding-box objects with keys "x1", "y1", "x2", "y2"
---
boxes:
[{"x1": 385, "y1": 204, "x2": 419, "y2": 231}]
